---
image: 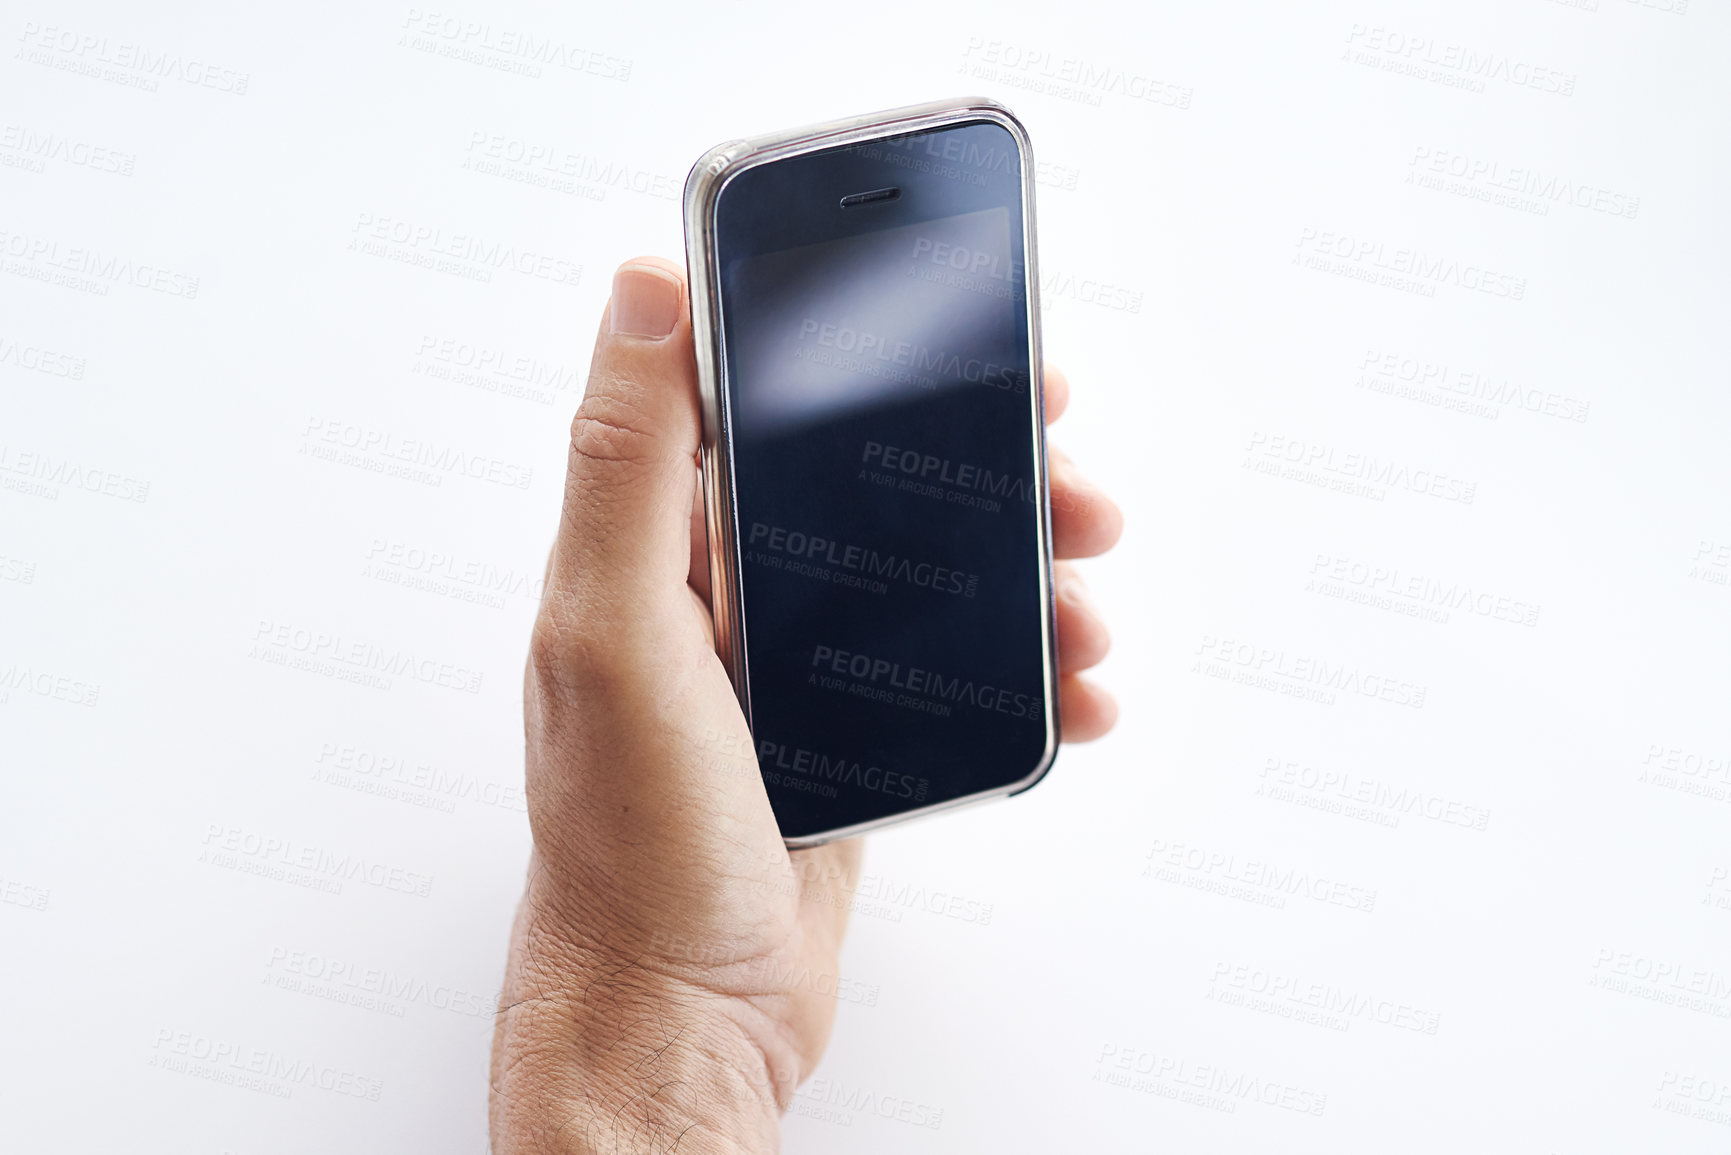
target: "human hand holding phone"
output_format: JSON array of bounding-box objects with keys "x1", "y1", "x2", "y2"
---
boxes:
[{"x1": 489, "y1": 258, "x2": 1122, "y2": 1153}]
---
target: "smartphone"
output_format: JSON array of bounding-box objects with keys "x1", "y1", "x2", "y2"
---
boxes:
[{"x1": 684, "y1": 97, "x2": 1058, "y2": 846}]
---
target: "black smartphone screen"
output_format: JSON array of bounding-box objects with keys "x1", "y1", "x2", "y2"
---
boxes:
[{"x1": 714, "y1": 119, "x2": 1055, "y2": 840}]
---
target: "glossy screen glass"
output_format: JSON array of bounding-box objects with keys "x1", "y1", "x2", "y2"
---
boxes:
[{"x1": 715, "y1": 120, "x2": 1052, "y2": 840}]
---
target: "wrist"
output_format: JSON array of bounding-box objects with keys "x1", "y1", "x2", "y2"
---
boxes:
[{"x1": 490, "y1": 901, "x2": 789, "y2": 1154}]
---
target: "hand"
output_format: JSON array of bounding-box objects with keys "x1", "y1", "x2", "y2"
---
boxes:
[{"x1": 490, "y1": 258, "x2": 1123, "y2": 1153}]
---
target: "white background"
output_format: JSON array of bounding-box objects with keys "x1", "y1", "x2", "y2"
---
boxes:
[{"x1": 3, "y1": 1, "x2": 1729, "y2": 1151}]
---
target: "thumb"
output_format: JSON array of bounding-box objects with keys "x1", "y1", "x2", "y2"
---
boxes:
[{"x1": 544, "y1": 258, "x2": 702, "y2": 640}]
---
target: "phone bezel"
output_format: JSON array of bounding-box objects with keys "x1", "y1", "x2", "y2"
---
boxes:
[{"x1": 683, "y1": 97, "x2": 1060, "y2": 847}]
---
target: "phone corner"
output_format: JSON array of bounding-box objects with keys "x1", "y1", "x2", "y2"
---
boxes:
[
  {"x1": 1008, "y1": 723, "x2": 1062, "y2": 797},
  {"x1": 682, "y1": 140, "x2": 753, "y2": 257},
  {"x1": 684, "y1": 139, "x2": 751, "y2": 200},
  {"x1": 965, "y1": 96, "x2": 1027, "y2": 131}
]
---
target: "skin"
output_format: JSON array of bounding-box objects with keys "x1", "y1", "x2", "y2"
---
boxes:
[{"x1": 490, "y1": 258, "x2": 1123, "y2": 1153}]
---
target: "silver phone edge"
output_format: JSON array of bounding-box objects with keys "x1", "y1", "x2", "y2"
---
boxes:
[{"x1": 681, "y1": 96, "x2": 1061, "y2": 849}]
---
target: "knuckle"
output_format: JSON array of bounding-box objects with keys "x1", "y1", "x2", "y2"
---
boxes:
[
  {"x1": 568, "y1": 383, "x2": 659, "y2": 470},
  {"x1": 527, "y1": 596, "x2": 628, "y2": 694},
  {"x1": 527, "y1": 610, "x2": 577, "y2": 688}
]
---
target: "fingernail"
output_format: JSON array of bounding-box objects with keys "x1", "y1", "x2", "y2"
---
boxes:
[
  {"x1": 609, "y1": 264, "x2": 682, "y2": 338},
  {"x1": 1060, "y1": 576, "x2": 1094, "y2": 611}
]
